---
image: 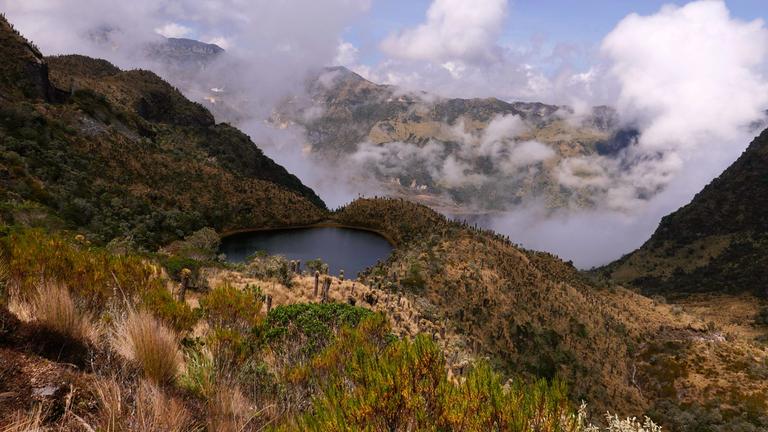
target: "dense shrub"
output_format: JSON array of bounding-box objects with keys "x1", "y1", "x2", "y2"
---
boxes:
[
  {"x1": 263, "y1": 302, "x2": 374, "y2": 355},
  {"x1": 199, "y1": 283, "x2": 264, "y2": 377},
  {"x1": 283, "y1": 315, "x2": 579, "y2": 432},
  {"x1": 140, "y1": 285, "x2": 198, "y2": 333},
  {"x1": 161, "y1": 255, "x2": 201, "y2": 282},
  {"x1": 244, "y1": 254, "x2": 293, "y2": 287},
  {"x1": 4, "y1": 228, "x2": 164, "y2": 312},
  {"x1": 161, "y1": 227, "x2": 220, "y2": 261},
  {"x1": 200, "y1": 283, "x2": 263, "y2": 332},
  {"x1": 304, "y1": 258, "x2": 326, "y2": 274},
  {"x1": 401, "y1": 261, "x2": 427, "y2": 292}
]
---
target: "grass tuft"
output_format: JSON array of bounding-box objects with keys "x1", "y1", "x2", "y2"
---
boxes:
[
  {"x1": 31, "y1": 283, "x2": 95, "y2": 342},
  {"x1": 135, "y1": 380, "x2": 193, "y2": 432},
  {"x1": 112, "y1": 310, "x2": 182, "y2": 384}
]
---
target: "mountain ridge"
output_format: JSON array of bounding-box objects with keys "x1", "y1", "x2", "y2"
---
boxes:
[
  {"x1": 604, "y1": 127, "x2": 768, "y2": 296},
  {"x1": 0, "y1": 14, "x2": 326, "y2": 248},
  {"x1": 270, "y1": 65, "x2": 631, "y2": 211}
]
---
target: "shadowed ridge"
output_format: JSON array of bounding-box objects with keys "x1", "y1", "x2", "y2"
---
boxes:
[
  {"x1": 0, "y1": 14, "x2": 63, "y2": 102},
  {"x1": 605, "y1": 128, "x2": 768, "y2": 296}
]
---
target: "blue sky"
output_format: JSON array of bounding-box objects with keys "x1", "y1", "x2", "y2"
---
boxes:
[{"x1": 346, "y1": 0, "x2": 767, "y2": 65}]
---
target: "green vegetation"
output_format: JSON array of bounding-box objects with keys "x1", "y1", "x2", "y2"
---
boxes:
[
  {"x1": 3, "y1": 228, "x2": 165, "y2": 311},
  {"x1": 0, "y1": 13, "x2": 760, "y2": 432},
  {"x1": 334, "y1": 198, "x2": 637, "y2": 414},
  {"x1": 0, "y1": 23, "x2": 326, "y2": 251},
  {"x1": 201, "y1": 283, "x2": 263, "y2": 331},
  {"x1": 263, "y1": 302, "x2": 374, "y2": 353},
  {"x1": 242, "y1": 254, "x2": 294, "y2": 287},
  {"x1": 305, "y1": 258, "x2": 327, "y2": 274},
  {"x1": 401, "y1": 261, "x2": 427, "y2": 292},
  {"x1": 139, "y1": 285, "x2": 198, "y2": 333},
  {"x1": 282, "y1": 315, "x2": 579, "y2": 432}
]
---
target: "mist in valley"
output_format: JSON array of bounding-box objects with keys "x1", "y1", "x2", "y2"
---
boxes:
[{"x1": 5, "y1": 0, "x2": 768, "y2": 267}]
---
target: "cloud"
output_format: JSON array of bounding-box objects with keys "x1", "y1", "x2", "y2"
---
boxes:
[
  {"x1": 334, "y1": 40, "x2": 359, "y2": 66},
  {"x1": 155, "y1": 22, "x2": 192, "y2": 38},
  {"x1": 381, "y1": 0, "x2": 507, "y2": 64},
  {"x1": 559, "y1": 0, "x2": 768, "y2": 212},
  {"x1": 490, "y1": 0, "x2": 768, "y2": 267},
  {"x1": 345, "y1": 114, "x2": 557, "y2": 202},
  {"x1": 603, "y1": 0, "x2": 768, "y2": 153},
  {"x1": 204, "y1": 36, "x2": 232, "y2": 50}
]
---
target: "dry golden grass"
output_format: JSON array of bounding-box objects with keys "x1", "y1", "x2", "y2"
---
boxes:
[
  {"x1": 0, "y1": 407, "x2": 43, "y2": 432},
  {"x1": 30, "y1": 283, "x2": 96, "y2": 342},
  {"x1": 207, "y1": 385, "x2": 258, "y2": 432},
  {"x1": 135, "y1": 380, "x2": 193, "y2": 432},
  {"x1": 6, "y1": 295, "x2": 33, "y2": 322},
  {"x1": 111, "y1": 310, "x2": 182, "y2": 384},
  {"x1": 94, "y1": 377, "x2": 124, "y2": 432},
  {"x1": 94, "y1": 377, "x2": 194, "y2": 432},
  {"x1": 610, "y1": 235, "x2": 733, "y2": 283},
  {"x1": 674, "y1": 292, "x2": 768, "y2": 340},
  {"x1": 202, "y1": 268, "x2": 475, "y2": 373}
]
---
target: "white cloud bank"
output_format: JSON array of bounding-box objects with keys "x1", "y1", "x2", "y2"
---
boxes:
[
  {"x1": 605, "y1": 0, "x2": 768, "y2": 153},
  {"x1": 493, "y1": 0, "x2": 768, "y2": 267},
  {"x1": 381, "y1": 0, "x2": 507, "y2": 64}
]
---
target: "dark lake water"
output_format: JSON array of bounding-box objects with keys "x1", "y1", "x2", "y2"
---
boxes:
[{"x1": 219, "y1": 227, "x2": 393, "y2": 277}]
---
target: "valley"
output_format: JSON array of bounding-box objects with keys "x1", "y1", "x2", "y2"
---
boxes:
[{"x1": 0, "y1": 8, "x2": 767, "y2": 432}]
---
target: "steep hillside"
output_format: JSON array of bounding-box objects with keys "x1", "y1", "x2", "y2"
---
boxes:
[
  {"x1": 334, "y1": 198, "x2": 768, "y2": 429},
  {"x1": 0, "y1": 17, "x2": 61, "y2": 103},
  {"x1": 146, "y1": 37, "x2": 224, "y2": 68},
  {"x1": 335, "y1": 198, "x2": 647, "y2": 414},
  {"x1": 606, "y1": 128, "x2": 768, "y2": 296},
  {"x1": 0, "y1": 15, "x2": 325, "y2": 248}
]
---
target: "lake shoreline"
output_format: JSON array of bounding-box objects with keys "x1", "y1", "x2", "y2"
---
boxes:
[{"x1": 220, "y1": 220, "x2": 397, "y2": 247}]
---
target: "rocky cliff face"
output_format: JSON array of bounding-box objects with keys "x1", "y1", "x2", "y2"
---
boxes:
[{"x1": 0, "y1": 15, "x2": 62, "y2": 102}]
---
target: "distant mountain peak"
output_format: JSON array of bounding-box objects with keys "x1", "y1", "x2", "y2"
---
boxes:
[{"x1": 145, "y1": 37, "x2": 224, "y2": 67}]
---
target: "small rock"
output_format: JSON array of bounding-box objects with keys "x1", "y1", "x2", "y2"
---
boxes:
[{"x1": 33, "y1": 384, "x2": 59, "y2": 398}]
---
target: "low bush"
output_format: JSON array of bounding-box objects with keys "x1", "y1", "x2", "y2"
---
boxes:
[
  {"x1": 200, "y1": 283, "x2": 262, "y2": 333},
  {"x1": 161, "y1": 227, "x2": 220, "y2": 261},
  {"x1": 263, "y1": 303, "x2": 374, "y2": 355},
  {"x1": 244, "y1": 255, "x2": 293, "y2": 287},
  {"x1": 401, "y1": 261, "x2": 426, "y2": 292},
  {"x1": 285, "y1": 315, "x2": 579, "y2": 431},
  {"x1": 4, "y1": 229, "x2": 164, "y2": 312},
  {"x1": 304, "y1": 258, "x2": 326, "y2": 274},
  {"x1": 179, "y1": 346, "x2": 217, "y2": 399},
  {"x1": 139, "y1": 286, "x2": 198, "y2": 333},
  {"x1": 161, "y1": 255, "x2": 201, "y2": 282}
]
